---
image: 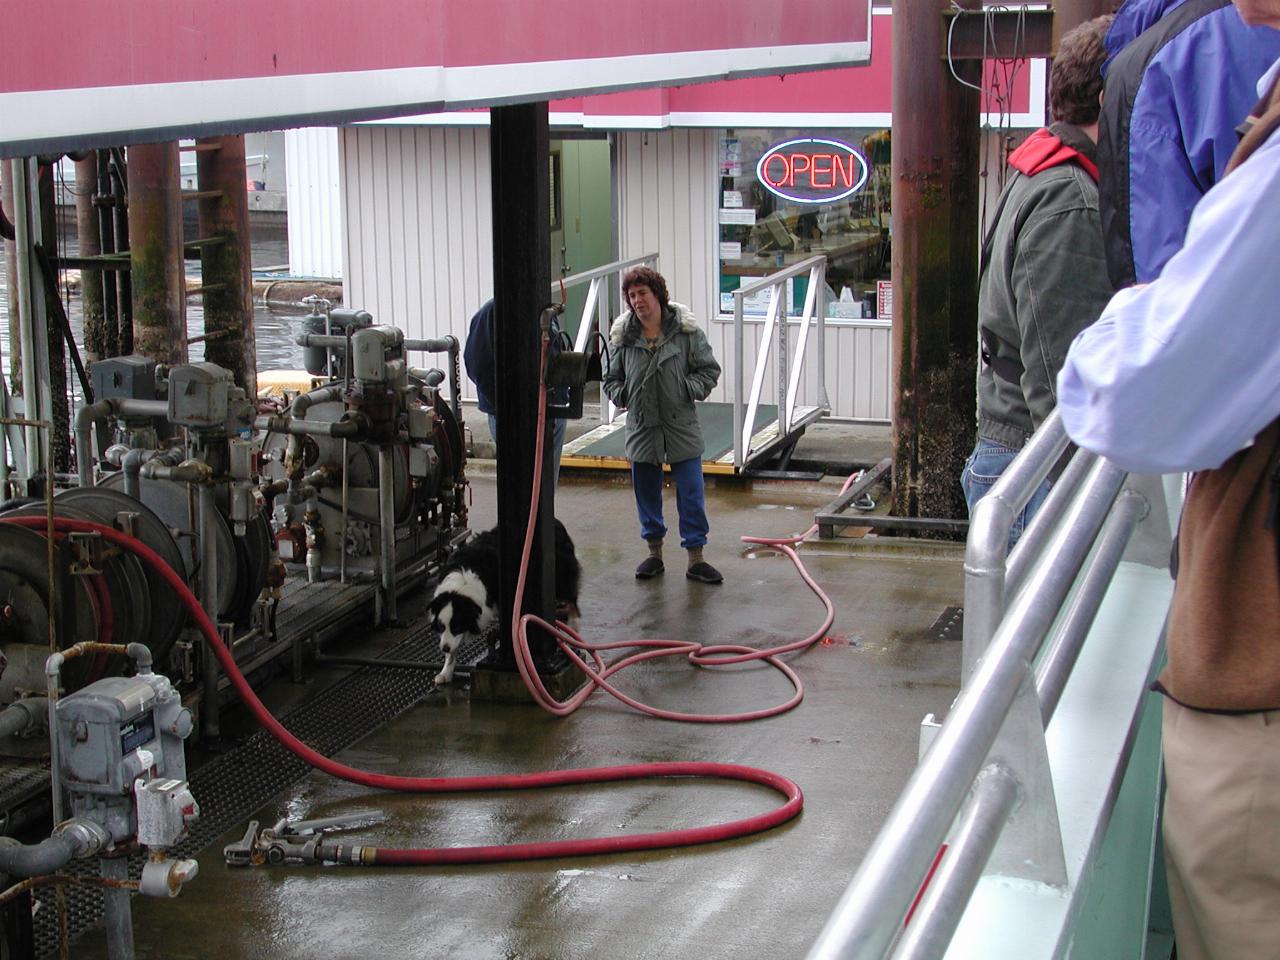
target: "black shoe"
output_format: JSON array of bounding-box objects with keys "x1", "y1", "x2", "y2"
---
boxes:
[
  {"x1": 635, "y1": 556, "x2": 665, "y2": 579},
  {"x1": 685, "y1": 561, "x2": 723, "y2": 584}
]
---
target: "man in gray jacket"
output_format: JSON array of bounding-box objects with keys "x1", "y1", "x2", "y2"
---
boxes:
[
  {"x1": 603, "y1": 266, "x2": 723, "y2": 583},
  {"x1": 961, "y1": 14, "x2": 1116, "y2": 544}
]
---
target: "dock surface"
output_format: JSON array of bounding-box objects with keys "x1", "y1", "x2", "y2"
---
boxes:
[{"x1": 67, "y1": 469, "x2": 963, "y2": 960}]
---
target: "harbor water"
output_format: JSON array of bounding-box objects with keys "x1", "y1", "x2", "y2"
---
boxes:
[{"x1": 0, "y1": 218, "x2": 309, "y2": 391}]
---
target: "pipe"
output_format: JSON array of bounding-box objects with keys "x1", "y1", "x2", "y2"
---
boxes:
[
  {"x1": 1035, "y1": 490, "x2": 1148, "y2": 724},
  {"x1": 804, "y1": 458, "x2": 1126, "y2": 960},
  {"x1": 892, "y1": 764, "x2": 1020, "y2": 960},
  {"x1": 0, "y1": 836, "x2": 74, "y2": 877},
  {"x1": 74, "y1": 398, "x2": 168, "y2": 488},
  {"x1": 140, "y1": 458, "x2": 212, "y2": 485},
  {"x1": 0, "y1": 819, "x2": 111, "y2": 878},
  {"x1": 408, "y1": 367, "x2": 445, "y2": 387},
  {"x1": 274, "y1": 384, "x2": 347, "y2": 476},
  {"x1": 2, "y1": 515, "x2": 806, "y2": 866},
  {"x1": 254, "y1": 414, "x2": 363, "y2": 440},
  {"x1": 101, "y1": 855, "x2": 135, "y2": 960},
  {"x1": 0, "y1": 697, "x2": 48, "y2": 739},
  {"x1": 198, "y1": 484, "x2": 221, "y2": 739},
  {"x1": 10, "y1": 159, "x2": 42, "y2": 480},
  {"x1": 402, "y1": 336, "x2": 457, "y2": 354},
  {"x1": 121, "y1": 447, "x2": 150, "y2": 500},
  {"x1": 74, "y1": 400, "x2": 115, "y2": 487},
  {"x1": 377, "y1": 445, "x2": 396, "y2": 624},
  {"x1": 112, "y1": 398, "x2": 167, "y2": 420},
  {"x1": 962, "y1": 412, "x2": 1072, "y2": 682}
]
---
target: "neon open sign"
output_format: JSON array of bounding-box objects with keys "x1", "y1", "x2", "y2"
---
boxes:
[{"x1": 755, "y1": 137, "x2": 870, "y2": 205}]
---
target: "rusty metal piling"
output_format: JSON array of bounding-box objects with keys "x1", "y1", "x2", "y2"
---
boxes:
[
  {"x1": 126, "y1": 142, "x2": 188, "y2": 366},
  {"x1": 890, "y1": 0, "x2": 982, "y2": 525},
  {"x1": 195, "y1": 135, "x2": 257, "y2": 397}
]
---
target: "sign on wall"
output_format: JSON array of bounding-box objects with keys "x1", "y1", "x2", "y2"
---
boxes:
[{"x1": 755, "y1": 137, "x2": 870, "y2": 205}]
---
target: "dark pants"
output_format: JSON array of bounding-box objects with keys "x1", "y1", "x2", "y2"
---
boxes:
[{"x1": 630, "y1": 457, "x2": 709, "y2": 549}]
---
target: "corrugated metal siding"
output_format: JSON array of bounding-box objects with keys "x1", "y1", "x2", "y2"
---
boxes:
[
  {"x1": 339, "y1": 125, "x2": 493, "y2": 367},
  {"x1": 338, "y1": 125, "x2": 1014, "y2": 423},
  {"x1": 616, "y1": 129, "x2": 893, "y2": 421},
  {"x1": 285, "y1": 128, "x2": 343, "y2": 279}
]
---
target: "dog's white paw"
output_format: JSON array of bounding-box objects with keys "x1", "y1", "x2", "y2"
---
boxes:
[{"x1": 434, "y1": 652, "x2": 457, "y2": 686}]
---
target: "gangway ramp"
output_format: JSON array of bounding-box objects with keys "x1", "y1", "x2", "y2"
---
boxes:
[{"x1": 556, "y1": 253, "x2": 832, "y2": 476}]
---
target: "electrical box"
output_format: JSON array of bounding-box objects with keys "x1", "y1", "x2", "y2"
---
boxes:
[
  {"x1": 55, "y1": 673, "x2": 193, "y2": 843},
  {"x1": 168, "y1": 363, "x2": 234, "y2": 429},
  {"x1": 92, "y1": 355, "x2": 158, "y2": 402}
]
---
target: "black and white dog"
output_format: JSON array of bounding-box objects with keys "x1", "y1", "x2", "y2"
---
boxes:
[{"x1": 429, "y1": 519, "x2": 582, "y2": 685}]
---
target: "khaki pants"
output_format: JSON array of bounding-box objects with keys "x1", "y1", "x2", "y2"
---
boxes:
[{"x1": 1162, "y1": 698, "x2": 1280, "y2": 960}]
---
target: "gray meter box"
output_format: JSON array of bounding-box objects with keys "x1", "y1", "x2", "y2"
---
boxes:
[
  {"x1": 92, "y1": 355, "x2": 158, "y2": 402},
  {"x1": 55, "y1": 676, "x2": 187, "y2": 796},
  {"x1": 168, "y1": 362, "x2": 234, "y2": 428}
]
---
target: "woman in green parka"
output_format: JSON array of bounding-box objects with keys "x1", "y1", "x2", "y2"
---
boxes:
[{"x1": 602, "y1": 266, "x2": 724, "y2": 583}]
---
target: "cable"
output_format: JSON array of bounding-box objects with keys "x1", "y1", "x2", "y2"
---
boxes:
[
  {"x1": 510, "y1": 337, "x2": 851, "y2": 723},
  {"x1": 1, "y1": 515, "x2": 803, "y2": 865}
]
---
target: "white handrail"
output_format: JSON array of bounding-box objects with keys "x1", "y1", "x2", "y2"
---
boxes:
[
  {"x1": 730, "y1": 255, "x2": 828, "y2": 469},
  {"x1": 550, "y1": 252, "x2": 658, "y2": 426},
  {"x1": 807, "y1": 410, "x2": 1176, "y2": 960}
]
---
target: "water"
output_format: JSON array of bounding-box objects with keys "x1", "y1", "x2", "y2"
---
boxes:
[{"x1": 0, "y1": 218, "x2": 309, "y2": 390}]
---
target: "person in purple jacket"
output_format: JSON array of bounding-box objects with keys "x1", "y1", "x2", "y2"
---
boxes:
[{"x1": 1097, "y1": 0, "x2": 1280, "y2": 287}]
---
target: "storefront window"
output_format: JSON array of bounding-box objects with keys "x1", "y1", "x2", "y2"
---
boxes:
[{"x1": 718, "y1": 128, "x2": 891, "y2": 321}]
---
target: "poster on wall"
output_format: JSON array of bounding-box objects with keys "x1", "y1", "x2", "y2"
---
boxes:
[
  {"x1": 720, "y1": 138, "x2": 743, "y2": 177},
  {"x1": 876, "y1": 280, "x2": 893, "y2": 320}
]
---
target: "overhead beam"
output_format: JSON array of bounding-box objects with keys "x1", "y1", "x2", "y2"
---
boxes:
[{"x1": 943, "y1": 8, "x2": 1056, "y2": 61}]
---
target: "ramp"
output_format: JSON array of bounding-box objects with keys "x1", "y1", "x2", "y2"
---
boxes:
[{"x1": 561, "y1": 401, "x2": 824, "y2": 475}]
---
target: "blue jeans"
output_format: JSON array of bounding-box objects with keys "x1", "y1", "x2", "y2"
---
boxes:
[
  {"x1": 489, "y1": 413, "x2": 567, "y2": 490},
  {"x1": 960, "y1": 437, "x2": 1051, "y2": 549},
  {"x1": 630, "y1": 457, "x2": 709, "y2": 549}
]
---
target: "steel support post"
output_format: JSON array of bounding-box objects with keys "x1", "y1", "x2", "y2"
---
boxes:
[
  {"x1": 889, "y1": 0, "x2": 981, "y2": 523},
  {"x1": 198, "y1": 483, "x2": 222, "y2": 740},
  {"x1": 10, "y1": 158, "x2": 52, "y2": 488},
  {"x1": 75, "y1": 155, "x2": 108, "y2": 363},
  {"x1": 127, "y1": 142, "x2": 188, "y2": 366},
  {"x1": 489, "y1": 102, "x2": 555, "y2": 668},
  {"x1": 2, "y1": 170, "x2": 23, "y2": 393},
  {"x1": 96, "y1": 150, "x2": 122, "y2": 358},
  {"x1": 100, "y1": 855, "x2": 135, "y2": 960},
  {"x1": 37, "y1": 161, "x2": 70, "y2": 471},
  {"x1": 196, "y1": 135, "x2": 258, "y2": 397},
  {"x1": 1050, "y1": 0, "x2": 1118, "y2": 53}
]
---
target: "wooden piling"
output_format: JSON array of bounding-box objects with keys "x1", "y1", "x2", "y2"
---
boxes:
[
  {"x1": 889, "y1": 0, "x2": 981, "y2": 525},
  {"x1": 195, "y1": 135, "x2": 257, "y2": 397},
  {"x1": 126, "y1": 142, "x2": 188, "y2": 366}
]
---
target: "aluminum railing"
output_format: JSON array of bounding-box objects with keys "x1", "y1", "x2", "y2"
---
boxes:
[
  {"x1": 550, "y1": 252, "x2": 659, "y2": 426},
  {"x1": 731, "y1": 256, "x2": 831, "y2": 470},
  {"x1": 807, "y1": 408, "x2": 1172, "y2": 960}
]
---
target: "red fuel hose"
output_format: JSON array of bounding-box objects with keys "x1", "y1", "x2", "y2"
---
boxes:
[
  {"x1": 1, "y1": 515, "x2": 803, "y2": 865},
  {"x1": 512, "y1": 337, "x2": 848, "y2": 723}
]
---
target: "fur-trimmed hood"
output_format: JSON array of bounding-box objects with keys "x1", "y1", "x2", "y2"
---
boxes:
[{"x1": 609, "y1": 301, "x2": 699, "y2": 347}]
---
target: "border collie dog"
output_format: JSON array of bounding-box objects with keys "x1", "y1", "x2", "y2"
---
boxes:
[{"x1": 429, "y1": 520, "x2": 582, "y2": 685}]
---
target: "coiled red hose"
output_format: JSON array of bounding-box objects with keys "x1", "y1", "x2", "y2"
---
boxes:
[
  {"x1": 512, "y1": 336, "x2": 848, "y2": 723},
  {"x1": 2, "y1": 515, "x2": 803, "y2": 865}
]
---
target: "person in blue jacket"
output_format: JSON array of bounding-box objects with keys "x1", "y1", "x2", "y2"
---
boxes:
[
  {"x1": 464, "y1": 299, "x2": 568, "y2": 489},
  {"x1": 1097, "y1": 0, "x2": 1280, "y2": 287}
]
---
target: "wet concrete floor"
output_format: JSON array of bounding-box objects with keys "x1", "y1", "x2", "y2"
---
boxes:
[{"x1": 74, "y1": 469, "x2": 964, "y2": 960}]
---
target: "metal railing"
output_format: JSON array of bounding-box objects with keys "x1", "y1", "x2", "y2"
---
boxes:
[
  {"x1": 807, "y1": 409, "x2": 1174, "y2": 960},
  {"x1": 731, "y1": 255, "x2": 831, "y2": 469},
  {"x1": 550, "y1": 252, "x2": 659, "y2": 426}
]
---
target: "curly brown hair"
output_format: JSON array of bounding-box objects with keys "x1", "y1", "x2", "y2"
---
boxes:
[
  {"x1": 1049, "y1": 14, "x2": 1113, "y2": 126},
  {"x1": 621, "y1": 266, "x2": 669, "y2": 312}
]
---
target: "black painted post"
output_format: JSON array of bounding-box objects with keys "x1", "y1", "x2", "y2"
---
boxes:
[{"x1": 489, "y1": 102, "x2": 556, "y2": 669}]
